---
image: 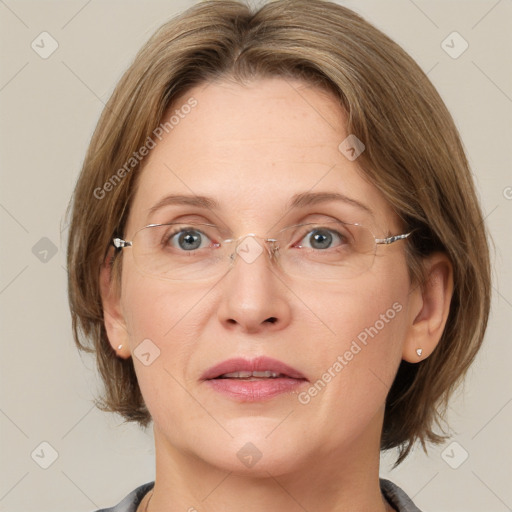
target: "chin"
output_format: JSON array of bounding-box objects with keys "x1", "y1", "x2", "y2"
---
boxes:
[{"x1": 192, "y1": 428, "x2": 308, "y2": 478}]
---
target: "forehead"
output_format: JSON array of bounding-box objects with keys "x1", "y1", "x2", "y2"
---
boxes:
[{"x1": 126, "y1": 77, "x2": 396, "y2": 233}]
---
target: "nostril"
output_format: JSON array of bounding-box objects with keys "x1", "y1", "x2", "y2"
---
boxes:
[{"x1": 265, "y1": 317, "x2": 277, "y2": 324}]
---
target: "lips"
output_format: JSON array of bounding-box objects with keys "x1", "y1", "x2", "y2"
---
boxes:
[
  {"x1": 200, "y1": 356, "x2": 307, "y2": 381},
  {"x1": 201, "y1": 356, "x2": 308, "y2": 401}
]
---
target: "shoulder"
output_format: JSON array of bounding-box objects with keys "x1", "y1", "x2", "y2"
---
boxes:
[
  {"x1": 91, "y1": 481, "x2": 155, "y2": 512},
  {"x1": 380, "y1": 478, "x2": 423, "y2": 512}
]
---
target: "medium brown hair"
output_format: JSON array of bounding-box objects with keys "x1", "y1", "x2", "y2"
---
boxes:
[{"x1": 67, "y1": 0, "x2": 491, "y2": 464}]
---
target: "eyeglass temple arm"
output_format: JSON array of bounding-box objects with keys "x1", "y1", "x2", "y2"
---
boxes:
[
  {"x1": 113, "y1": 238, "x2": 132, "y2": 249},
  {"x1": 375, "y1": 232, "x2": 412, "y2": 245}
]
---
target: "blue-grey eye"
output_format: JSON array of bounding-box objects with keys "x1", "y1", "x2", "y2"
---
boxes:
[
  {"x1": 170, "y1": 229, "x2": 211, "y2": 251},
  {"x1": 301, "y1": 228, "x2": 344, "y2": 250}
]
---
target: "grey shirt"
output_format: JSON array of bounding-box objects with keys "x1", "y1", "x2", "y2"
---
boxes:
[{"x1": 93, "y1": 479, "x2": 422, "y2": 512}]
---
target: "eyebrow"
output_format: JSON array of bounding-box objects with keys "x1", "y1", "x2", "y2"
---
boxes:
[
  {"x1": 147, "y1": 191, "x2": 373, "y2": 218},
  {"x1": 147, "y1": 194, "x2": 218, "y2": 217},
  {"x1": 288, "y1": 191, "x2": 373, "y2": 217}
]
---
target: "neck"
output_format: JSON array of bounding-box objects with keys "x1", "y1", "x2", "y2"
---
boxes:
[{"x1": 145, "y1": 410, "x2": 392, "y2": 511}]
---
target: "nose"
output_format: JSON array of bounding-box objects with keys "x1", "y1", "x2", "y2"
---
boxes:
[{"x1": 216, "y1": 235, "x2": 292, "y2": 334}]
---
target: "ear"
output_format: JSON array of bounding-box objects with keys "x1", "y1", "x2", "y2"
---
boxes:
[
  {"x1": 402, "y1": 252, "x2": 454, "y2": 362},
  {"x1": 99, "y1": 248, "x2": 131, "y2": 359}
]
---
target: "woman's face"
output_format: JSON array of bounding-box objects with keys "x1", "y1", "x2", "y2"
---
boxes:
[{"x1": 114, "y1": 77, "x2": 416, "y2": 475}]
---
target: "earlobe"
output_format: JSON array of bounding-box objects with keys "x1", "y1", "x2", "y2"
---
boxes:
[
  {"x1": 402, "y1": 253, "x2": 454, "y2": 363},
  {"x1": 99, "y1": 249, "x2": 131, "y2": 359}
]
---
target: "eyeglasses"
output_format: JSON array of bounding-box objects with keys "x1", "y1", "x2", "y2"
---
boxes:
[{"x1": 112, "y1": 221, "x2": 412, "y2": 281}]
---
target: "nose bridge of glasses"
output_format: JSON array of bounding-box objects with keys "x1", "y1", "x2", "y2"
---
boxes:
[{"x1": 224, "y1": 233, "x2": 280, "y2": 265}]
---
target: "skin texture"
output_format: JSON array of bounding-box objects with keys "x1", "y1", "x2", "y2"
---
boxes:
[{"x1": 100, "y1": 77, "x2": 453, "y2": 512}]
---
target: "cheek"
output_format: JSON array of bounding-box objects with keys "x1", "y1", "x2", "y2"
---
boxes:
[
  {"x1": 119, "y1": 271, "x2": 210, "y2": 416},
  {"x1": 297, "y1": 269, "x2": 410, "y2": 438},
  {"x1": 307, "y1": 270, "x2": 408, "y2": 361},
  {"x1": 120, "y1": 265, "x2": 206, "y2": 342}
]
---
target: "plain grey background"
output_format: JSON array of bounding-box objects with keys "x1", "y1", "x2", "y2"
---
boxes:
[{"x1": 0, "y1": 0, "x2": 511, "y2": 511}]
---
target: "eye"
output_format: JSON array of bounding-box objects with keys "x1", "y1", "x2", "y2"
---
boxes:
[
  {"x1": 297, "y1": 226, "x2": 348, "y2": 250},
  {"x1": 164, "y1": 227, "x2": 213, "y2": 251}
]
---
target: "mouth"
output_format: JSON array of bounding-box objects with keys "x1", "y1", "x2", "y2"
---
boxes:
[
  {"x1": 201, "y1": 356, "x2": 307, "y2": 381},
  {"x1": 201, "y1": 357, "x2": 308, "y2": 401}
]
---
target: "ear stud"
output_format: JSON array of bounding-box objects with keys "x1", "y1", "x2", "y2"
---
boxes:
[
  {"x1": 117, "y1": 344, "x2": 123, "y2": 350},
  {"x1": 416, "y1": 348, "x2": 423, "y2": 357}
]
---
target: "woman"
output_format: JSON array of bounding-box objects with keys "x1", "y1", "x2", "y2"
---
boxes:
[{"x1": 66, "y1": 1, "x2": 491, "y2": 510}]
